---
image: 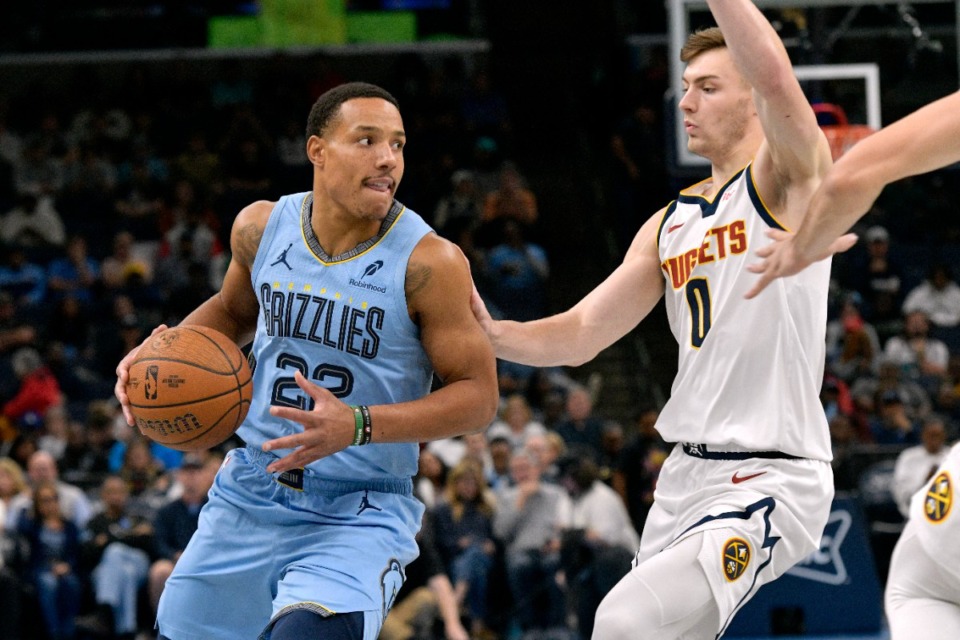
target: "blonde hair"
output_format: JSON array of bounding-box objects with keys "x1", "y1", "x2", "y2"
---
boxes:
[
  {"x1": 444, "y1": 460, "x2": 495, "y2": 522},
  {"x1": 0, "y1": 457, "x2": 28, "y2": 498},
  {"x1": 680, "y1": 27, "x2": 726, "y2": 63}
]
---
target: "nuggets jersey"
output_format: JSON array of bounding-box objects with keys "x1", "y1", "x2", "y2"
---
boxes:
[
  {"x1": 243, "y1": 192, "x2": 433, "y2": 480},
  {"x1": 656, "y1": 165, "x2": 831, "y2": 461},
  {"x1": 910, "y1": 441, "x2": 960, "y2": 579}
]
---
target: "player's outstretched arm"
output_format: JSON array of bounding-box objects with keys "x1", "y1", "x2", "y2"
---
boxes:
[
  {"x1": 472, "y1": 209, "x2": 666, "y2": 368},
  {"x1": 114, "y1": 202, "x2": 267, "y2": 425},
  {"x1": 262, "y1": 233, "x2": 500, "y2": 472},
  {"x1": 707, "y1": 0, "x2": 829, "y2": 211},
  {"x1": 745, "y1": 90, "x2": 960, "y2": 298}
]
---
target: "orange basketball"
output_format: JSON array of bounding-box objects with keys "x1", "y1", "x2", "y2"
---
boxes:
[{"x1": 126, "y1": 325, "x2": 252, "y2": 451}]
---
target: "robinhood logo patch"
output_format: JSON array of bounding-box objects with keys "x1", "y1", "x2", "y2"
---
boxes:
[{"x1": 350, "y1": 260, "x2": 387, "y2": 293}]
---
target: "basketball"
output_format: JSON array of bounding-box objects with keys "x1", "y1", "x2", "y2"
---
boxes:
[{"x1": 126, "y1": 325, "x2": 253, "y2": 451}]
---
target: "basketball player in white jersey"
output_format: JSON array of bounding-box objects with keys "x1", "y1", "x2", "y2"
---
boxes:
[
  {"x1": 470, "y1": 1, "x2": 834, "y2": 638},
  {"x1": 742, "y1": 90, "x2": 960, "y2": 639}
]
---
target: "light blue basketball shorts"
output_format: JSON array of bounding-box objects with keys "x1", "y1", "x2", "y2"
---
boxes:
[{"x1": 156, "y1": 446, "x2": 425, "y2": 640}]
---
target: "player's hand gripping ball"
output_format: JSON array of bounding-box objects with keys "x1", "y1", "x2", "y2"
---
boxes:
[{"x1": 126, "y1": 325, "x2": 252, "y2": 451}]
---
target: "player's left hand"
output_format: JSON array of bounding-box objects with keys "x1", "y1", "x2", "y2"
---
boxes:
[
  {"x1": 744, "y1": 229, "x2": 857, "y2": 299},
  {"x1": 262, "y1": 371, "x2": 355, "y2": 472}
]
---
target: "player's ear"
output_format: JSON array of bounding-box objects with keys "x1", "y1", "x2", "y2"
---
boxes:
[{"x1": 306, "y1": 135, "x2": 324, "y2": 168}]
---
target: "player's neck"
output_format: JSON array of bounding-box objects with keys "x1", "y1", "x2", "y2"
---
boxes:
[{"x1": 309, "y1": 193, "x2": 384, "y2": 257}]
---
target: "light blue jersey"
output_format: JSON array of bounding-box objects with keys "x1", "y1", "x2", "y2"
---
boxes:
[
  {"x1": 157, "y1": 194, "x2": 433, "y2": 640},
  {"x1": 243, "y1": 192, "x2": 433, "y2": 480}
]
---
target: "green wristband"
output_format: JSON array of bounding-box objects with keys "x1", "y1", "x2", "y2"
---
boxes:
[{"x1": 351, "y1": 406, "x2": 364, "y2": 446}]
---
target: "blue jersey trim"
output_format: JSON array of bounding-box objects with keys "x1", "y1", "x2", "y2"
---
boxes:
[{"x1": 744, "y1": 165, "x2": 787, "y2": 231}]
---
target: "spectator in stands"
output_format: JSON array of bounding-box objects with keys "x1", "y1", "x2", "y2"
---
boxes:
[
  {"x1": 461, "y1": 431, "x2": 495, "y2": 486},
  {"x1": 481, "y1": 163, "x2": 537, "y2": 229},
  {"x1": 524, "y1": 430, "x2": 563, "y2": 484},
  {"x1": 115, "y1": 437, "x2": 168, "y2": 508},
  {"x1": 77, "y1": 475, "x2": 154, "y2": 639},
  {"x1": 484, "y1": 219, "x2": 549, "y2": 322},
  {"x1": 431, "y1": 460, "x2": 497, "y2": 638},
  {"x1": 829, "y1": 414, "x2": 867, "y2": 492},
  {"x1": 14, "y1": 137, "x2": 64, "y2": 199},
  {"x1": 485, "y1": 435, "x2": 513, "y2": 491},
  {"x1": 37, "y1": 404, "x2": 69, "y2": 463},
  {"x1": 379, "y1": 511, "x2": 469, "y2": 640},
  {"x1": 869, "y1": 389, "x2": 920, "y2": 445},
  {"x1": 902, "y1": 262, "x2": 960, "y2": 329},
  {"x1": 553, "y1": 384, "x2": 606, "y2": 461},
  {"x1": 16, "y1": 481, "x2": 83, "y2": 640},
  {"x1": 434, "y1": 170, "x2": 483, "y2": 239},
  {"x1": 0, "y1": 191, "x2": 66, "y2": 251},
  {"x1": 172, "y1": 131, "x2": 222, "y2": 199},
  {"x1": 1, "y1": 347, "x2": 62, "y2": 437},
  {"x1": 891, "y1": 415, "x2": 950, "y2": 517},
  {"x1": 0, "y1": 244, "x2": 46, "y2": 309},
  {"x1": 826, "y1": 292, "x2": 881, "y2": 382},
  {"x1": 7, "y1": 450, "x2": 92, "y2": 532},
  {"x1": 415, "y1": 448, "x2": 449, "y2": 510},
  {"x1": 486, "y1": 393, "x2": 547, "y2": 452},
  {"x1": 558, "y1": 455, "x2": 640, "y2": 639},
  {"x1": 100, "y1": 231, "x2": 153, "y2": 292},
  {"x1": 148, "y1": 452, "x2": 218, "y2": 618},
  {"x1": 61, "y1": 144, "x2": 117, "y2": 221},
  {"x1": 61, "y1": 400, "x2": 114, "y2": 492},
  {"x1": 846, "y1": 225, "x2": 904, "y2": 338},
  {"x1": 612, "y1": 409, "x2": 668, "y2": 533},
  {"x1": 0, "y1": 456, "x2": 28, "y2": 526},
  {"x1": 884, "y1": 310, "x2": 950, "y2": 394},
  {"x1": 113, "y1": 155, "x2": 165, "y2": 240},
  {"x1": 851, "y1": 358, "x2": 932, "y2": 427},
  {"x1": 492, "y1": 448, "x2": 570, "y2": 635},
  {"x1": 46, "y1": 235, "x2": 100, "y2": 307}
]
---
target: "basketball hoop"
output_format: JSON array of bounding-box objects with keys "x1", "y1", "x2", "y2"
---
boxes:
[{"x1": 813, "y1": 103, "x2": 875, "y2": 160}]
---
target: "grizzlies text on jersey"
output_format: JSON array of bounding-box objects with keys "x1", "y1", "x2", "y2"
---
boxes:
[{"x1": 244, "y1": 192, "x2": 433, "y2": 480}]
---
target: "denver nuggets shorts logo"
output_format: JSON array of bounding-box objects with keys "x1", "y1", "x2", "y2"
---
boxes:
[
  {"x1": 722, "y1": 537, "x2": 751, "y2": 582},
  {"x1": 924, "y1": 471, "x2": 952, "y2": 523}
]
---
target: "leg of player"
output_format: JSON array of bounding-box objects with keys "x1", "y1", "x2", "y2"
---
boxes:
[
  {"x1": 592, "y1": 534, "x2": 719, "y2": 640},
  {"x1": 885, "y1": 523, "x2": 960, "y2": 640}
]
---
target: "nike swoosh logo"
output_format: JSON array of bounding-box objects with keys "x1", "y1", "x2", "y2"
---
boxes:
[
  {"x1": 731, "y1": 471, "x2": 767, "y2": 484},
  {"x1": 667, "y1": 223, "x2": 685, "y2": 233}
]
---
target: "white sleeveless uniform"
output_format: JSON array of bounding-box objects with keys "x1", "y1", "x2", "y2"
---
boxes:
[
  {"x1": 617, "y1": 165, "x2": 835, "y2": 638},
  {"x1": 885, "y1": 441, "x2": 960, "y2": 639}
]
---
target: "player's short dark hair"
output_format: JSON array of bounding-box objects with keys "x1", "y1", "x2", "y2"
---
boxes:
[{"x1": 306, "y1": 82, "x2": 400, "y2": 139}]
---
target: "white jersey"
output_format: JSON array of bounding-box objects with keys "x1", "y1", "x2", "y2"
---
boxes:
[
  {"x1": 909, "y1": 441, "x2": 960, "y2": 580},
  {"x1": 656, "y1": 164, "x2": 831, "y2": 461}
]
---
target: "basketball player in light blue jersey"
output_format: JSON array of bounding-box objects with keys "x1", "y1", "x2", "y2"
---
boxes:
[
  {"x1": 472, "y1": 1, "x2": 836, "y2": 638},
  {"x1": 114, "y1": 82, "x2": 498, "y2": 640}
]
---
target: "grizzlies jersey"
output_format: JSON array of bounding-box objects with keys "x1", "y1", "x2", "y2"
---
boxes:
[
  {"x1": 910, "y1": 441, "x2": 960, "y2": 579},
  {"x1": 243, "y1": 192, "x2": 433, "y2": 480},
  {"x1": 655, "y1": 165, "x2": 831, "y2": 461}
]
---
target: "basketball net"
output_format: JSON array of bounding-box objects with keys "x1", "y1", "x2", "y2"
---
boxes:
[{"x1": 813, "y1": 103, "x2": 875, "y2": 161}]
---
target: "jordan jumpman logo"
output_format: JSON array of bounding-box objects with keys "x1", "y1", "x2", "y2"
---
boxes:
[
  {"x1": 357, "y1": 490, "x2": 382, "y2": 515},
  {"x1": 271, "y1": 243, "x2": 293, "y2": 270}
]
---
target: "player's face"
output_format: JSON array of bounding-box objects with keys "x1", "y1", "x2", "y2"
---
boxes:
[
  {"x1": 678, "y1": 48, "x2": 757, "y2": 160},
  {"x1": 312, "y1": 97, "x2": 406, "y2": 222}
]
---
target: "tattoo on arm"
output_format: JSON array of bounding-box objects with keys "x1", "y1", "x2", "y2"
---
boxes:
[
  {"x1": 405, "y1": 262, "x2": 432, "y2": 299},
  {"x1": 234, "y1": 224, "x2": 264, "y2": 269}
]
